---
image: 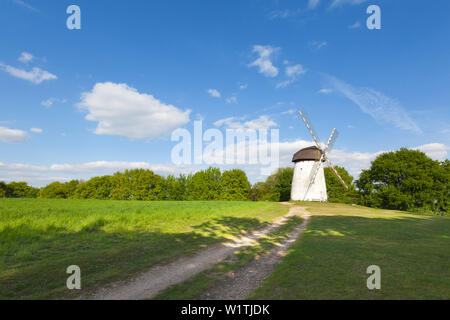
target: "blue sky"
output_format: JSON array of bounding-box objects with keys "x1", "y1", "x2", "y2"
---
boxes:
[{"x1": 1, "y1": 0, "x2": 449, "y2": 186}]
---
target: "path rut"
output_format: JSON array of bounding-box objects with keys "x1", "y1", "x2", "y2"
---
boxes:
[{"x1": 199, "y1": 206, "x2": 310, "y2": 300}]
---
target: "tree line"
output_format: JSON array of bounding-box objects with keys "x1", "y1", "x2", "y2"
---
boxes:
[
  {"x1": 1, "y1": 149, "x2": 448, "y2": 215},
  {"x1": 0, "y1": 167, "x2": 252, "y2": 201}
]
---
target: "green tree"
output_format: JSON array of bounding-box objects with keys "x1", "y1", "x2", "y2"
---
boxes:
[
  {"x1": 185, "y1": 167, "x2": 222, "y2": 200},
  {"x1": 39, "y1": 182, "x2": 67, "y2": 199},
  {"x1": 356, "y1": 148, "x2": 448, "y2": 213},
  {"x1": 161, "y1": 174, "x2": 187, "y2": 200},
  {"x1": 0, "y1": 182, "x2": 7, "y2": 198},
  {"x1": 110, "y1": 169, "x2": 163, "y2": 200},
  {"x1": 221, "y1": 169, "x2": 251, "y2": 200},
  {"x1": 74, "y1": 176, "x2": 113, "y2": 199},
  {"x1": 64, "y1": 180, "x2": 80, "y2": 198},
  {"x1": 324, "y1": 166, "x2": 356, "y2": 203},
  {"x1": 270, "y1": 167, "x2": 294, "y2": 202},
  {"x1": 249, "y1": 182, "x2": 271, "y2": 201},
  {"x1": 6, "y1": 182, "x2": 39, "y2": 198}
]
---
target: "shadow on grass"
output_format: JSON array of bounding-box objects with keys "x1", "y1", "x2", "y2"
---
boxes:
[
  {"x1": 0, "y1": 216, "x2": 268, "y2": 300},
  {"x1": 251, "y1": 213, "x2": 450, "y2": 300}
]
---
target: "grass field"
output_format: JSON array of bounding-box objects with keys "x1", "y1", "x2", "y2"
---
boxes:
[
  {"x1": 0, "y1": 199, "x2": 288, "y2": 299},
  {"x1": 251, "y1": 203, "x2": 450, "y2": 300},
  {"x1": 2, "y1": 199, "x2": 449, "y2": 300}
]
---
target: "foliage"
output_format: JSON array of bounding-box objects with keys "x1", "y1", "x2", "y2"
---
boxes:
[
  {"x1": 39, "y1": 180, "x2": 80, "y2": 199},
  {"x1": 185, "y1": 167, "x2": 223, "y2": 200},
  {"x1": 5, "y1": 167, "x2": 255, "y2": 202},
  {"x1": 251, "y1": 166, "x2": 356, "y2": 203},
  {"x1": 324, "y1": 166, "x2": 358, "y2": 204},
  {"x1": 250, "y1": 168, "x2": 293, "y2": 202},
  {"x1": 74, "y1": 176, "x2": 113, "y2": 200},
  {"x1": 110, "y1": 169, "x2": 163, "y2": 200},
  {"x1": 356, "y1": 148, "x2": 448, "y2": 214},
  {"x1": 3, "y1": 182, "x2": 39, "y2": 198},
  {"x1": 270, "y1": 167, "x2": 294, "y2": 202},
  {"x1": 160, "y1": 174, "x2": 187, "y2": 200},
  {"x1": 249, "y1": 182, "x2": 272, "y2": 201},
  {"x1": 0, "y1": 182, "x2": 7, "y2": 198},
  {"x1": 221, "y1": 169, "x2": 251, "y2": 200}
]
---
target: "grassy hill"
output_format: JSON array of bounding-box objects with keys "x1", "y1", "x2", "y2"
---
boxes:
[
  {"x1": 0, "y1": 199, "x2": 287, "y2": 299},
  {"x1": 251, "y1": 202, "x2": 450, "y2": 300}
]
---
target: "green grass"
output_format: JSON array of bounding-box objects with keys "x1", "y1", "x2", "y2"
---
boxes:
[
  {"x1": 0, "y1": 199, "x2": 288, "y2": 300},
  {"x1": 250, "y1": 202, "x2": 450, "y2": 300}
]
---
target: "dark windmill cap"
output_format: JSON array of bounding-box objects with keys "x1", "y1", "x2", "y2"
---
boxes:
[{"x1": 292, "y1": 146, "x2": 322, "y2": 162}]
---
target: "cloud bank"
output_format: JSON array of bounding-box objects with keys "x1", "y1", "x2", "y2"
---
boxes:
[{"x1": 78, "y1": 82, "x2": 191, "y2": 140}]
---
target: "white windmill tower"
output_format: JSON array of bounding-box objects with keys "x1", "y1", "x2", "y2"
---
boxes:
[{"x1": 291, "y1": 109, "x2": 349, "y2": 202}]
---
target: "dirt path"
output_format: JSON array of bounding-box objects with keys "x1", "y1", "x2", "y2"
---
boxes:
[
  {"x1": 89, "y1": 204, "x2": 309, "y2": 300},
  {"x1": 199, "y1": 206, "x2": 310, "y2": 300}
]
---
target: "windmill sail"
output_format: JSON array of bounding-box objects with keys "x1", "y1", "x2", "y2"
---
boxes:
[
  {"x1": 299, "y1": 109, "x2": 321, "y2": 149},
  {"x1": 292, "y1": 107, "x2": 348, "y2": 202},
  {"x1": 325, "y1": 157, "x2": 349, "y2": 190}
]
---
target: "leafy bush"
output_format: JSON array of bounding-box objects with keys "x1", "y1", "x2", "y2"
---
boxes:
[
  {"x1": 356, "y1": 148, "x2": 448, "y2": 214},
  {"x1": 185, "y1": 167, "x2": 222, "y2": 200},
  {"x1": 324, "y1": 166, "x2": 357, "y2": 204},
  {"x1": 110, "y1": 169, "x2": 163, "y2": 200},
  {"x1": 4, "y1": 182, "x2": 39, "y2": 198},
  {"x1": 74, "y1": 176, "x2": 113, "y2": 200},
  {"x1": 221, "y1": 169, "x2": 251, "y2": 200}
]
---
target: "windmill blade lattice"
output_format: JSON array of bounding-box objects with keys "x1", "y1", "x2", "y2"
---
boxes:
[
  {"x1": 325, "y1": 157, "x2": 349, "y2": 190},
  {"x1": 298, "y1": 109, "x2": 322, "y2": 149},
  {"x1": 303, "y1": 156, "x2": 324, "y2": 200},
  {"x1": 324, "y1": 129, "x2": 339, "y2": 155}
]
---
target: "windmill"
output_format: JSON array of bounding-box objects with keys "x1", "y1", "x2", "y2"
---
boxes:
[{"x1": 291, "y1": 108, "x2": 348, "y2": 202}]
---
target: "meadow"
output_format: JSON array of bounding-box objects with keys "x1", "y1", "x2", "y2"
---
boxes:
[
  {"x1": 251, "y1": 203, "x2": 450, "y2": 300},
  {"x1": 0, "y1": 199, "x2": 288, "y2": 299}
]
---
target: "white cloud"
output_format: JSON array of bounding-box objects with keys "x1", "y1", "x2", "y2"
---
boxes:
[
  {"x1": 226, "y1": 96, "x2": 238, "y2": 104},
  {"x1": 281, "y1": 109, "x2": 296, "y2": 115},
  {"x1": 77, "y1": 82, "x2": 191, "y2": 140},
  {"x1": 309, "y1": 41, "x2": 328, "y2": 50},
  {"x1": 330, "y1": 0, "x2": 368, "y2": 8},
  {"x1": 308, "y1": 0, "x2": 320, "y2": 9},
  {"x1": 1, "y1": 142, "x2": 447, "y2": 187},
  {"x1": 317, "y1": 88, "x2": 333, "y2": 94},
  {"x1": 0, "y1": 63, "x2": 57, "y2": 84},
  {"x1": 276, "y1": 140, "x2": 449, "y2": 178},
  {"x1": 214, "y1": 115, "x2": 277, "y2": 131},
  {"x1": 249, "y1": 45, "x2": 279, "y2": 78},
  {"x1": 276, "y1": 80, "x2": 292, "y2": 89},
  {"x1": 12, "y1": 0, "x2": 40, "y2": 13},
  {"x1": 348, "y1": 21, "x2": 361, "y2": 29},
  {"x1": 30, "y1": 128, "x2": 43, "y2": 134},
  {"x1": 286, "y1": 64, "x2": 306, "y2": 77},
  {"x1": 239, "y1": 84, "x2": 248, "y2": 90},
  {"x1": 207, "y1": 89, "x2": 221, "y2": 98},
  {"x1": 414, "y1": 143, "x2": 449, "y2": 161},
  {"x1": 326, "y1": 75, "x2": 422, "y2": 133},
  {"x1": 41, "y1": 97, "x2": 67, "y2": 108},
  {"x1": 277, "y1": 64, "x2": 306, "y2": 88},
  {"x1": 18, "y1": 52, "x2": 34, "y2": 64},
  {"x1": 41, "y1": 99, "x2": 54, "y2": 108},
  {"x1": 0, "y1": 161, "x2": 187, "y2": 187},
  {"x1": 268, "y1": 9, "x2": 302, "y2": 20},
  {"x1": 0, "y1": 126, "x2": 29, "y2": 143}
]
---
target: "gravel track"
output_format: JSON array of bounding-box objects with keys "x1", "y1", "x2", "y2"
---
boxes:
[{"x1": 88, "y1": 204, "x2": 309, "y2": 300}]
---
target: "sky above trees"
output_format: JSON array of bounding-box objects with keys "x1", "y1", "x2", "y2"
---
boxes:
[{"x1": 0, "y1": 0, "x2": 449, "y2": 186}]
